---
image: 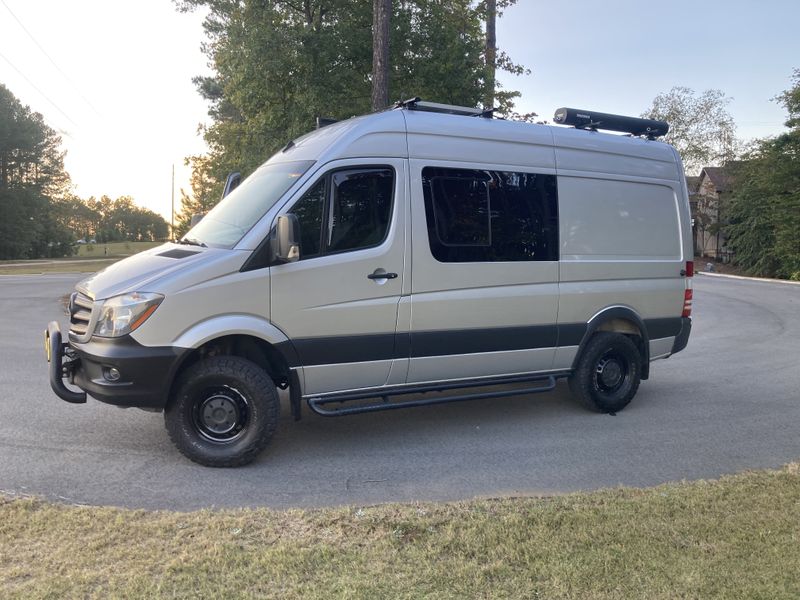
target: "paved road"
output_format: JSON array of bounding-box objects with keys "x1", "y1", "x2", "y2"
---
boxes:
[{"x1": 0, "y1": 273, "x2": 798, "y2": 511}]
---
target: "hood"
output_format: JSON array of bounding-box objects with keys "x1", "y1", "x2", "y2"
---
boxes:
[{"x1": 76, "y1": 243, "x2": 242, "y2": 300}]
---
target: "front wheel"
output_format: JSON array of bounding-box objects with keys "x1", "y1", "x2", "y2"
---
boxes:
[
  {"x1": 568, "y1": 332, "x2": 642, "y2": 413},
  {"x1": 165, "y1": 356, "x2": 280, "y2": 467}
]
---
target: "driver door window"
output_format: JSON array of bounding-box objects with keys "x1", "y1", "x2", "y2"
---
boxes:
[{"x1": 288, "y1": 167, "x2": 393, "y2": 259}]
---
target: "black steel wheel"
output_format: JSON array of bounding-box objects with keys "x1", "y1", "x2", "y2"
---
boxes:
[
  {"x1": 192, "y1": 385, "x2": 249, "y2": 442},
  {"x1": 165, "y1": 356, "x2": 279, "y2": 467},
  {"x1": 568, "y1": 332, "x2": 642, "y2": 413}
]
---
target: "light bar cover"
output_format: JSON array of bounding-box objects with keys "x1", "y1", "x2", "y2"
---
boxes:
[{"x1": 554, "y1": 107, "x2": 669, "y2": 138}]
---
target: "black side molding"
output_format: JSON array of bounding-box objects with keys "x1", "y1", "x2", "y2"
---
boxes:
[{"x1": 46, "y1": 321, "x2": 87, "y2": 404}]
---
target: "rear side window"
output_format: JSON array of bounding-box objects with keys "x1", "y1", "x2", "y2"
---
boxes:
[
  {"x1": 429, "y1": 177, "x2": 491, "y2": 246},
  {"x1": 288, "y1": 167, "x2": 394, "y2": 260},
  {"x1": 422, "y1": 167, "x2": 558, "y2": 262}
]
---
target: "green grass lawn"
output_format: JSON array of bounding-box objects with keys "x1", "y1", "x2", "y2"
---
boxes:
[
  {"x1": 1, "y1": 464, "x2": 798, "y2": 599},
  {"x1": 75, "y1": 241, "x2": 163, "y2": 258},
  {"x1": 0, "y1": 260, "x2": 119, "y2": 275},
  {"x1": 0, "y1": 241, "x2": 164, "y2": 275}
]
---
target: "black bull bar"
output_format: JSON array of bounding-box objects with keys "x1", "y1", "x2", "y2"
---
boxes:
[{"x1": 45, "y1": 321, "x2": 87, "y2": 404}]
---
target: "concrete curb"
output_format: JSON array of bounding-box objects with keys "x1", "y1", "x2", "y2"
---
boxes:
[{"x1": 697, "y1": 271, "x2": 800, "y2": 286}]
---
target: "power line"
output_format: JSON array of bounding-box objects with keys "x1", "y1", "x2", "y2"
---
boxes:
[
  {"x1": 0, "y1": 0, "x2": 101, "y2": 116},
  {"x1": 0, "y1": 49, "x2": 79, "y2": 131}
]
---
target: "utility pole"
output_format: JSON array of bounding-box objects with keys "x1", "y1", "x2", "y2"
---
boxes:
[{"x1": 171, "y1": 164, "x2": 175, "y2": 240}]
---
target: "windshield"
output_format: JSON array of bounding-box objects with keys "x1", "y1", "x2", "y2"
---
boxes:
[{"x1": 184, "y1": 160, "x2": 314, "y2": 248}]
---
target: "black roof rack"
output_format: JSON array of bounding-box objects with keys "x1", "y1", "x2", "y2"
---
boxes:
[
  {"x1": 395, "y1": 97, "x2": 494, "y2": 118},
  {"x1": 553, "y1": 107, "x2": 669, "y2": 140}
]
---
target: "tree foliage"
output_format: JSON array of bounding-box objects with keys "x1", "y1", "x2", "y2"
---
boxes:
[
  {"x1": 83, "y1": 196, "x2": 170, "y2": 243},
  {"x1": 175, "y1": 0, "x2": 528, "y2": 227},
  {"x1": 643, "y1": 86, "x2": 738, "y2": 175},
  {"x1": 726, "y1": 70, "x2": 800, "y2": 279},
  {"x1": 175, "y1": 154, "x2": 221, "y2": 237},
  {"x1": 0, "y1": 84, "x2": 169, "y2": 258},
  {"x1": 0, "y1": 84, "x2": 73, "y2": 259}
]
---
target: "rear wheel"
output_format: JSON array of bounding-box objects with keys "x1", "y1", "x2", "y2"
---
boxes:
[
  {"x1": 165, "y1": 356, "x2": 279, "y2": 467},
  {"x1": 569, "y1": 332, "x2": 642, "y2": 413}
]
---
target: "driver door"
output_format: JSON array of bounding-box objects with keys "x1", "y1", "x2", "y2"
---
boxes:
[{"x1": 270, "y1": 159, "x2": 407, "y2": 395}]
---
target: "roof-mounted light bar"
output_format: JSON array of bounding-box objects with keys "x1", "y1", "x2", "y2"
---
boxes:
[
  {"x1": 553, "y1": 107, "x2": 669, "y2": 139},
  {"x1": 396, "y1": 97, "x2": 494, "y2": 118}
]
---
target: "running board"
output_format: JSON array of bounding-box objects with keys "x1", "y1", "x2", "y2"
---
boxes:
[{"x1": 306, "y1": 373, "x2": 558, "y2": 417}]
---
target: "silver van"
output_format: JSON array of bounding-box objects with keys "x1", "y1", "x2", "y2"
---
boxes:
[{"x1": 46, "y1": 100, "x2": 693, "y2": 467}]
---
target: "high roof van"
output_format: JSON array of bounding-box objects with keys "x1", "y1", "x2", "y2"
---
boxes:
[{"x1": 46, "y1": 100, "x2": 693, "y2": 467}]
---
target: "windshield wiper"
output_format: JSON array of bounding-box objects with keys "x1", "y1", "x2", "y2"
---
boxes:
[{"x1": 177, "y1": 237, "x2": 207, "y2": 248}]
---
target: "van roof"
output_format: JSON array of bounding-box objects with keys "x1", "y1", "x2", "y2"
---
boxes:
[{"x1": 269, "y1": 106, "x2": 681, "y2": 182}]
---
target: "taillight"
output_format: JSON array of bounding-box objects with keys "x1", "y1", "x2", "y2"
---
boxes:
[
  {"x1": 682, "y1": 288, "x2": 693, "y2": 318},
  {"x1": 685, "y1": 261, "x2": 694, "y2": 277}
]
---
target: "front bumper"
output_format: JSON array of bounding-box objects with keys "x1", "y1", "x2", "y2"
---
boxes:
[{"x1": 46, "y1": 321, "x2": 188, "y2": 409}]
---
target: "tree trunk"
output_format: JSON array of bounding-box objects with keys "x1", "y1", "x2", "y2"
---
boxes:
[
  {"x1": 371, "y1": 0, "x2": 391, "y2": 111},
  {"x1": 484, "y1": 0, "x2": 496, "y2": 110}
]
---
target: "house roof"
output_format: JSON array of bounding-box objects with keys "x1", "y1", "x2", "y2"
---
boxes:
[
  {"x1": 686, "y1": 176, "x2": 701, "y2": 194},
  {"x1": 700, "y1": 165, "x2": 737, "y2": 193}
]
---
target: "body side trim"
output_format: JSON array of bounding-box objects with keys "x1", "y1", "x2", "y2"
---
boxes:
[{"x1": 281, "y1": 317, "x2": 680, "y2": 368}]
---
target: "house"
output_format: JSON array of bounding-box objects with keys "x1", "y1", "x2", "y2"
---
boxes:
[
  {"x1": 691, "y1": 165, "x2": 738, "y2": 261},
  {"x1": 685, "y1": 175, "x2": 700, "y2": 255}
]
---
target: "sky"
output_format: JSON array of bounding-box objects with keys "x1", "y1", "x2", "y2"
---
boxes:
[
  {"x1": 1, "y1": 0, "x2": 798, "y2": 223},
  {"x1": 497, "y1": 0, "x2": 799, "y2": 140},
  {"x1": 0, "y1": 0, "x2": 210, "y2": 223}
]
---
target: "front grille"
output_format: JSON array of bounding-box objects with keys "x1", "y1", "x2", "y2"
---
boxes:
[{"x1": 69, "y1": 292, "x2": 94, "y2": 337}]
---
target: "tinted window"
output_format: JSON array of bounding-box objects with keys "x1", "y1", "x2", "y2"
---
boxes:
[
  {"x1": 422, "y1": 167, "x2": 558, "y2": 262},
  {"x1": 328, "y1": 169, "x2": 393, "y2": 253},
  {"x1": 285, "y1": 167, "x2": 394, "y2": 260},
  {"x1": 288, "y1": 179, "x2": 325, "y2": 259},
  {"x1": 429, "y1": 177, "x2": 490, "y2": 246}
]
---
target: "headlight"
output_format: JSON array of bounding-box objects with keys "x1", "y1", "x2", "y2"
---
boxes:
[{"x1": 94, "y1": 292, "x2": 164, "y2": 338}]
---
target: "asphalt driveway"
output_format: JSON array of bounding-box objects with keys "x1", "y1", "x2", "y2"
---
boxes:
[{"x1": 0, "y1": 273, "x2": 797, "y2": 510}]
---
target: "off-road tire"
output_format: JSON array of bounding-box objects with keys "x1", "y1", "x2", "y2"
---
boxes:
[
  {"x1": 165, "y1": 356, "x2": 279, "y2": 467},
  {"x1": 568, "y1": 332, "x2": 642, "y2": 413}
]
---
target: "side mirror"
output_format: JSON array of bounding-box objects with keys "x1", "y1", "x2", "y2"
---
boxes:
[
  {"x1": 272, "y1": 214, "x2": 300, "y2": 264},
  {"x1": 190, "y1": 213, "x2": 205, "y2": 227},
  {"x1": 222, "y1": 172, "x2": 241, "y2": 199}
]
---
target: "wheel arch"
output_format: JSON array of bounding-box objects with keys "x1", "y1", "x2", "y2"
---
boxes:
[
  {"x1": 572, "y1": 306, "x2": 651, "y2": 380},
  {"x1": 165, "y1": 315, "x2": 303, "y2": 416}
]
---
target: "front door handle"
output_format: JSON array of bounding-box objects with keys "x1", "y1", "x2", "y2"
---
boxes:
[{"x1": 367, "y1": 270, "x2": 398, "y2": 280}]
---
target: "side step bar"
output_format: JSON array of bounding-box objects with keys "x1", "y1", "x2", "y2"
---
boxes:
[{"x1": 307, "y1": 373, "x2": 558, "y2": 417}]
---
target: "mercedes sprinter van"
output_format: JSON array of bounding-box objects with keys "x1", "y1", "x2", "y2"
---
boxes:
[{"x1": 46, "y1": 100, "x2": 693, "y2": 467}]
